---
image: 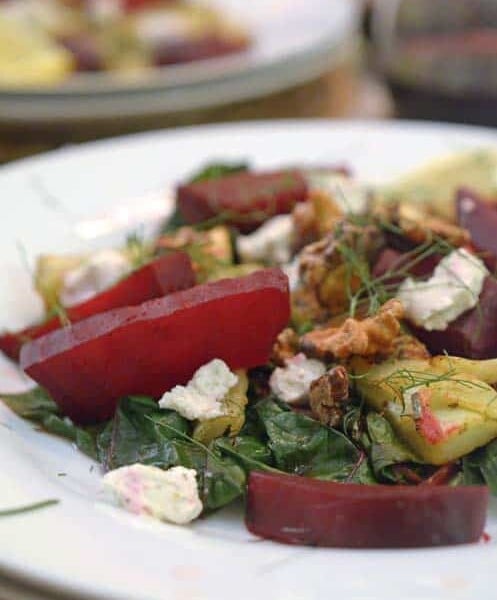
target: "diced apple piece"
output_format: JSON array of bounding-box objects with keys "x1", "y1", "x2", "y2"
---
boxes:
[{"x1": 353, "y1": 357, "x2": 497, "y2": 465}]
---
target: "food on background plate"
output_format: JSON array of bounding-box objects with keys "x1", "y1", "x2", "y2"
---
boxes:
[
  {"x1": 2, "y1": 150, "x2": 497, "y2": 544},
  {"x1": 0, "y1": 0, "x2": 250, "y2": 87}
]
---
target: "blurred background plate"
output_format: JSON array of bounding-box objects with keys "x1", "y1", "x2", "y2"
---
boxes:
[{"x1": 0, "y1": 0, "x2": 360, "y2": 125}]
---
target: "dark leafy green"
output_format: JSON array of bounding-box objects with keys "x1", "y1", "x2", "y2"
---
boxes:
[
  {"x1": 100, "y1": 396, "x2": 190, "y2": 470},
  {"x1": 161, "y1": 208, "x2": 187, "y2": 233},
  {"x1": 102, "y1": 396, "x2": 246, "y2": 510},
  {"x1": 1, "y1": 387, "x2": 103, "y2": 460},
  {"x1": 1, "y1": 387, "x2": 58, "y2": 420},
  {"x1": 214, "y1": 435, "x2": 274, "y2": 469},
  {"x1": 42, "y1": 414, "x2": 99, "y2": 460},
  {"x1": 364, "y1": 412, "x2": 419, "y2": 482},
  {"x1": 462, "y1": 439, "x2": 497, "y2": 493},
  {"x1": 189, "y1": 162, "x2": 249, "y2": 183},
  {"x1": 255, "y1": 399, "x2": 375, "y2": 483}
]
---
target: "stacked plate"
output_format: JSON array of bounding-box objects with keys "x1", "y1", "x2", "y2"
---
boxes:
[{"x1": 0, "y1": 0, "x2": 360, "y2": 125}]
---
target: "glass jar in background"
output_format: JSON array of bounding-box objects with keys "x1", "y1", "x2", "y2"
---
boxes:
[{"x1": 372, "y1": 0, "x2": 497, "y2": 125}]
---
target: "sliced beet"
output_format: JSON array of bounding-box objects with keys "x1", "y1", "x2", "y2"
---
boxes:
[
  {"x1": 0, "y1": 253, "x2": 195, "y2": 362},
  {"x1": 456, "y1": 187, "x2": 497, "y2": 269},
  {"x1": 246, "y1": 471, "x2": 488, "y2": 548},
  {"x1": 177, "y1": 170, "x2": 308, "y2": 232},
  {"x1": 372, "y1": 247, "x2": 440, "y2": 284},
  {"x1": 21, "y1": 269, "x2": 290, "y2": 424},
  {"x1": 414, "y1": 275, "x2": 497, "y2": 359}
]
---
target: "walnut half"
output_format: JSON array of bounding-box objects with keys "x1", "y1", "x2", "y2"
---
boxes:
[
  {"x1": 301, "y1": 299, "x2": 404, "y2": 360},
  {"x1": 309, "y1": 365, "x2": 350, "y2": 427}
]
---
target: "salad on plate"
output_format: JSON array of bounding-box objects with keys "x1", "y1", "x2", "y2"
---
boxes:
[
  {"x1": 2, "y1": 149, "x2": 497, "y2": 549},
  {"x1": 0, "y1": 0, "x2": 250, "y2": 87}
]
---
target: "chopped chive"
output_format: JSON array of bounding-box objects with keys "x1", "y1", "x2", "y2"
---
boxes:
[{"x1": 0, "y1": 498, "x2": 59, "y2": 517}]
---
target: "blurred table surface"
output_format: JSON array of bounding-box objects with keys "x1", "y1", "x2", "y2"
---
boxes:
[{"x1": 0, "y1": 53, "x2": 394, "y2": 165}]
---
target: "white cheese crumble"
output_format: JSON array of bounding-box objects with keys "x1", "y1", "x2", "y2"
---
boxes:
[
  {"x1": 282, "y1": 255, "x2": 301, "y2": 291},
  {"x1": 103, "y1": 464, "x2": 202, "y2": 525},
  {"x1": 159, "y1": 359, "x2": 238, "y2": 421},
  {"x1": 236, "y1": 214, "x2": 293, "y2": 265},
  {"x1": 269, "y1": 353, "x2": 326, "y2": 405},
  {"x1": 398, "y1": 249, "x2": 488, "y2": 331},
  {"x1": 60, "y1": 249, "x2": 131, "y2": 307}
]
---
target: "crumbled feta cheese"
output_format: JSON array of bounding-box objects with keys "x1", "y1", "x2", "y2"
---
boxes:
[
  {"x1": 237, "y1": 215, "x2": 293, "y2": 265},
  {"x1": 103, "y1": 464, "x2": 202, "y2": 525},
  {"x1": 270, "y1": 353, "x2": 326, "y2": 405},
  {"x1": 305, "y1": 172, "x2": 370, "y2": 215},
  {"x1": 398, "y1": 249, "x2": 488, "y2": 331},
  {"x1": 282, "y1": 255, "x2": 301, "y2": 291},
  {"x1": 60, "y1": 249, "x2": 131, "y2": 307},
  {"x1": 159, "y1": 359, "x2": 238, "y2": 420}
]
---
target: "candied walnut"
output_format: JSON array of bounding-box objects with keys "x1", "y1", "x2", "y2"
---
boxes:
[
  {"x1": 292, "y1": 190, "x2": 343, "y2": 251},
  {"x1": 271, "y1": 328, "x2": 299, "y2": 366},
  {"x1": 389, "y1": 334, "x2": 430, "y2": 360},
  {"x1": 301, "y1": 299, "x2": 404, "y2": 360},
  {"x1": 292, "y1": 202, "x2": 319, "y2": 251},
  {"x1": 310, "y1": 189, "x2": 343, "y2": 238},
  {"x1": 309, "y1": 365, "x2": 350, "y2": 427},
  {"x1": 297, "y1": 221, "x2": 384, "y2": 316},
  {"x1": 291, "y1": 285, "x2": 330, "y2": 325}
]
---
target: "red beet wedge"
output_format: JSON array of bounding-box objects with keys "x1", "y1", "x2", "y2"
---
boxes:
[
  {"x1": 177, "y1": 170, "x2": 308, "y2": 232},
  {"x1": 246, "y1": 471, "x2": 488, "y2": 548},
  {"x1": 456, "y1": 187, "x2": 497, "y2": 268},
  {"x1": 21, "y1": 269, "x2": 290, "y2": 424},
  {"x1": 0, "y1": 253, "x2": 195, "y2": 362}
]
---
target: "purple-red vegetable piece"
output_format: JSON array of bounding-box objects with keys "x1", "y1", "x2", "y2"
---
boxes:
[
  {"x1": 456, "y1": 187, "x2": 497, "y2": 269},
  {"x1": 0, "y1": 253, "x2": 195, "y2": 362},
  {"x1": 21, "y1": 269, "x2": 290, "y2": 424},
  {"x1": 414, "y1": 275, "x2": 497, "y2": 359},
  {"x1": 246, "y1": 471, "x2": 488, "y2": 548},
  {"x1": 177, "y1": 169, "x2": 308, "y2": 232}
]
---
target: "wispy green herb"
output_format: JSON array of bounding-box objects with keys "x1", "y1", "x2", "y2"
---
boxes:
[{"x1": 0, "y1": 499, "x2": 59, "y2": 517}]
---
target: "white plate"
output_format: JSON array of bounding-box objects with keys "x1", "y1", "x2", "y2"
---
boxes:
[
  {"x1": 0, "y1": 0, "x2": 359, "y2": 123},
  {"x1": 1, "y1": 120, "x2": 497, "y2": 600}
]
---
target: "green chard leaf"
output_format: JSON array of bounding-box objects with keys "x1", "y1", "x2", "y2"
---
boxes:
[
  {"x1": 1, "y1": 387, "x2": 103, "y2": 460},
  {"x1": 365, "y1": 412, "x2": 420, "y2": 482},
  {"x1": 101, "y1": 396, "x2": 246, "y2": 510},
  {"x1": 462, "y1": 438, "x2": 497, "y2": 493},
  {"x1": 161, "y1": 208, "x2": 186, "y2": 234},
  {"x1": 189, "y1": 162, "x2": 249, "y2": 183},
  {"x1": 255, "y1": 399, "x2": 375, "y2": 483},
  {"x1": 1, "y1": 387, "x2": 59, "y2": 420},
  {"x1": 213, "y1": 435, "x2": 274, "y2": 471},
  {"x1": 102, "y1": 396, "x2": 190, "y2": 470}
]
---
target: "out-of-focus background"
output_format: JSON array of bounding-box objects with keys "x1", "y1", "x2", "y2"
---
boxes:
[{"x1": 0, "y1": 0, "x2": 495, "y2": 163}]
